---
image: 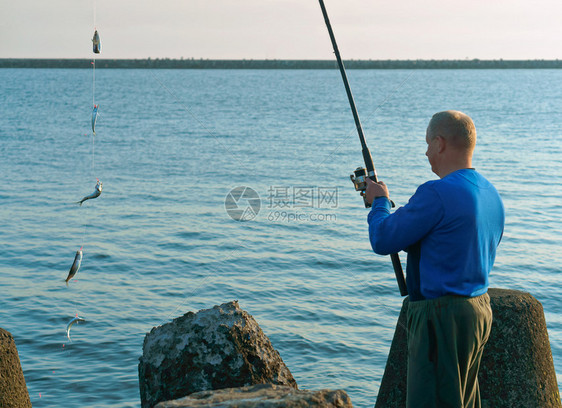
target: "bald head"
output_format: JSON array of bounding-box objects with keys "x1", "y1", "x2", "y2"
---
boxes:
[{"x1": 427, "y1": 110, "x2": 476, "y2": 152}]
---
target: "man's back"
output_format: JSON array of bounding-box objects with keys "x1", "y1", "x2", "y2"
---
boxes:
[
  {"x1": 368, "y1": 169, "x2": 504, "y2": 300},
  {"x1": 414, "y1": 169, "x2": 504, "y2": 299}
]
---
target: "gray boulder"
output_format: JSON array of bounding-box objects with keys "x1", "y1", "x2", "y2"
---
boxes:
[
  {"x1": 154, "y1": 383, "x2": 353, "y2": 407},
  {"x1": 139, "y1": 301, "x2": 297, "y2": 408},
  {"x1": 0, "y1": 328, "x2": 31, "y2": 408}
]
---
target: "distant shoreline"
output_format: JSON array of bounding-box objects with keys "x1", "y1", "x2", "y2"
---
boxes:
[{"x1": 1, "y1": 58, "x2": 561, "y2": 69}]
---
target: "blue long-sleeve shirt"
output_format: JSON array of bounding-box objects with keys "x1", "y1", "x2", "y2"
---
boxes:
[{"x1": 368, "y1": 169, "x2": 505, "y2": 301}]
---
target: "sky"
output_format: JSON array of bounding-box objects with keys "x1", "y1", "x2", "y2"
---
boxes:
[{"x1": 1, "y1": 0, "x2": 561, "y2": 60}]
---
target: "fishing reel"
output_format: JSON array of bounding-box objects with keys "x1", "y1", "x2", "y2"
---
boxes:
[
  {"x1": 350, "y1": 166, "x2": 395, "y2": 209},
  {"x1": 350, "y1": 167, "x2": 368, "y2": 192},
  {"x1": 350, "y1": 167, "x2": 372, "y2": 208}
]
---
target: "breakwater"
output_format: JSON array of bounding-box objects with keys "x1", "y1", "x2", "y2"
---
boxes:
[{"x1": 1, "y1": 58, "x2": 562, "y2": 69}]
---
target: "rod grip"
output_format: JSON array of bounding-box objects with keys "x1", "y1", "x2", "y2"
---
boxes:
[{"x1": 390, "y1": 253, "x2": 408, "y2": 296}]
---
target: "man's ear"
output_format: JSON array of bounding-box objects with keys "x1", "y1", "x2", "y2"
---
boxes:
[{"x1": 436, "y1": 136, "x2": 446, "y2": 153}]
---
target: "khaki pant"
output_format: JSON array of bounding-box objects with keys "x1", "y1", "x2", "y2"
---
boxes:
[{"x1": 407, "y1": 293, "x2": 492, "y2": 408}]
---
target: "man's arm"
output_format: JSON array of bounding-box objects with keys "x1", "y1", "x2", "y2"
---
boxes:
[{"x1": 368, "y1": 182, "x2": 444, "y2": 255}]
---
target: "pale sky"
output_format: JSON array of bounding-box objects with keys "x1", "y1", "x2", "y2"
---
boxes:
[{"x1": 1, "y1": 0, "x2": 561, "y2": 60}]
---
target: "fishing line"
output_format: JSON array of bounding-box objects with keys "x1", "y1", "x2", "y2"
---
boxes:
[
  {"x1": 65, "y1": 0, "x2": 100, "y2": 340},
  {"x1": 92, "y1": 59, "x2": 96, "y2": 108},
  {"x1": 91, "y1": 132, "x2": 96, "y2": 178},
  {"x1": 91, "y1": 30, "x2": 96, "y2": 178},
  {"x1": 91, "y1": 0, "x2": 98, "y2": 177}
]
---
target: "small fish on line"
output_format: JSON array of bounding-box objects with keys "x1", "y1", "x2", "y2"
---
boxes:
[
  {"x1": 92, "y1": 30, "x2": 101, "y2": 54},
  {"x1": 65, "y1": 247, "x2": 83, "y2": 286},
  {"x1": 92, "y1": 104, "x2": 99, "y2": 135},
  {"x1": 77, "y1": 179, "x2": 102, "y2": 206},
  {"x1": 66, "y1": 315, "x2": 86, "y2": 342}
]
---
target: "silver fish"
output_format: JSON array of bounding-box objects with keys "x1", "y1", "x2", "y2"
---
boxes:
[
  {"x1": 77, "y1": 179, "x2": 102, "y2": 206},
  {"x1": 65, "y1": 248, "x2": 83, "y2": 286},
  {"x1": 66, "y1": 316, "x2": 86, "y2": 342},
  {"x1": 92, "y1": 104, "x2": 99, "y2": 135},
  {"x1": 92, "y1": 30, "x2": 101, "y2": 54}
]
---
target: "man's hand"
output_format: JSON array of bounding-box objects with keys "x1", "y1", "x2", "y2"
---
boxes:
[{"x1": 364, "y1": 178, "x2": 389, "y2": 206}]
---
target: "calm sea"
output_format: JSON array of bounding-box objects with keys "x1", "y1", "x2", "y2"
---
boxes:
[{"x1": 1, "y1": 68, "x2": 561, "y2": 407}]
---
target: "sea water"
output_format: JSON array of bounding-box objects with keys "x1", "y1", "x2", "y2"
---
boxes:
[{"x1": 0, "y1": 68, "x2": 561, "y2": 407}]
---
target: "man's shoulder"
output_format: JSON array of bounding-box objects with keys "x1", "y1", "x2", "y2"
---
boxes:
[
  {"x1": 409, "y1": 180, "x2": 443, "y2": 205},
  {"x1": 416, "y1": 179, "x2": 440, "y2": 195},
  {"x1": 416, "y1": 171, "x2": 474, "y2": 199}
]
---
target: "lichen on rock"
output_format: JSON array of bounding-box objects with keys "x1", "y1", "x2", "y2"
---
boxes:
[{"x1": 139, "y1": 301, "x2": 298, "y2": 408}]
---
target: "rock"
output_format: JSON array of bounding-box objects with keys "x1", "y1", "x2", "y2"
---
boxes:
[
  {"x1": 139, "y1": 301, "x2": 298, "y2": 408},
  {"x1": 154, "y1": 383, "x2": 353, "y2": 407},
  {"x1": 478, "y1": 289, "x2": 561, "y2": 407},
  {"x1": 0, "y1": 328, "x2": 32, "y2": 408},
  {"x1": 375, "y1": 288, "x2": 561, "y2": 407},
  {"x1": 374, "y1": 298, "x2": 408, "y2": 407}
]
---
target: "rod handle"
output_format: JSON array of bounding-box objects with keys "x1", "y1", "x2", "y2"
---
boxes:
[{"x1": 390, "y1": 253, "x2": 408, "y2": 296}]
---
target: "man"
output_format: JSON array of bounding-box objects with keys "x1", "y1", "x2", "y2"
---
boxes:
[{"x1": 365, "y1": 110, "x2": 504, "y2": 407}]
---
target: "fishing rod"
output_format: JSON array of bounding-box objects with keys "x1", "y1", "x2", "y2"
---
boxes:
[{"x1": 318, "y1": 0, "x2": 408, "y2": 296}]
